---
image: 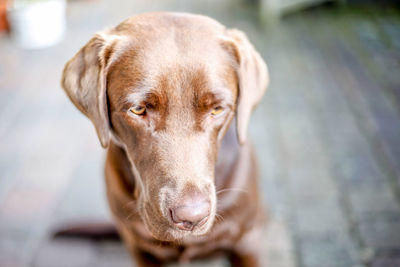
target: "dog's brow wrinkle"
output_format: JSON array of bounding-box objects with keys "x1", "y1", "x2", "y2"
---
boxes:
[{"x1": 125, "y1": 89, "x2": 150, "y2": 105}]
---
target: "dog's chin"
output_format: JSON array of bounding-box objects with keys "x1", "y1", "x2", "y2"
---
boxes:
[{"x1": 143, "y1": 213, "x2": 215, "y2": 243}]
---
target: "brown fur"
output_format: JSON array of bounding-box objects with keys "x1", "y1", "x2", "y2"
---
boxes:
[{"x1": 61, "y1": 12, "x2": 269, "y2": 266}]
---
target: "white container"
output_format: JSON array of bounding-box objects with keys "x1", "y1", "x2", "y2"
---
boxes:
[{"x1": 7, "y1": 0, "x2": 66, "y2": 49}]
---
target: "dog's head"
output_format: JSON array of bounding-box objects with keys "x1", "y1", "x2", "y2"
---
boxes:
[{"x1": 61, "y1": 12, "x2": 268, "y2": 242}]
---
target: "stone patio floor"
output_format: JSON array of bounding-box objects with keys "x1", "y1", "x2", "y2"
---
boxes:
[{"x1": 1, "y1": 0, "x2": 400, "y2": 266}]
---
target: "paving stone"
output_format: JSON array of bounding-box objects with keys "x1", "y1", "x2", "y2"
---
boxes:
[
  {"x1": 32, "y1": 239, "x2": 97, "y2": 267},
  {"x1": 359, "y1": 218, "x2": 400, "y2": 250},
  {"x1": 93, "y1": 258, "x2": 133, "y2": 267},
  {"x1": 52, "y1": 159, "x2": 110, "y2": 225},
  {"x1": 0, "y1": 235, "x2": 30, "y2": 266},
  {"x1": 264, "y1": 217, "x2": 295, "y2": 267},
  {"x1": 299, "y1": 234, "x2": 358, "y2": 267},
  {"x1": 167, "y1": 258, "x2": 229, "y2": 267},
  {"x1": 92, "y1": 241, "x2": 132, "y2": 267},
  {"x1": 294, "y1": 200, "x2": 347, "y2": 235},
  {"x1": 371, "y1": 256, "x2": 400, "y2": 267},
  {"x1": 349, "y1": 184, "x2": 400, "y2": 217}
]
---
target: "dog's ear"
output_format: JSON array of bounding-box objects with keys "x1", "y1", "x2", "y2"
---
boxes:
[
  {"x1": 61, "y1": 31, "x2": 122, "y2": 148},
  {"x1": 221, "y1": 29, "x2": 269, "y2": 145}
]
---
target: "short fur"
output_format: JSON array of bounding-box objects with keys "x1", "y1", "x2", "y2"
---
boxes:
[{"x1": 62, "y1": 12, "x2": 269, "y2": 266}]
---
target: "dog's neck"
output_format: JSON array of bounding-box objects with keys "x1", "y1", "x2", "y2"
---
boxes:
[
  {"x1": 214, "y1": 122, "x2": 241, "y2": 190},
  {"x1": 108, "y1": 123, "x2": 241, "y2": 197}
]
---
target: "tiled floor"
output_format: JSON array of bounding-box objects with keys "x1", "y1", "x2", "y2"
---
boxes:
[{"x1": 1, "y1": 1, "x2": 400, "y2": 266}]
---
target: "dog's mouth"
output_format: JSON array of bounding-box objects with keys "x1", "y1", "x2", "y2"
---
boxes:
[
  {"x1": 170, "y1": 210, "x2": 209, "y2": 232},
  {"x1": 141, "y1": 200, "x2": 216, "y2": 242}
]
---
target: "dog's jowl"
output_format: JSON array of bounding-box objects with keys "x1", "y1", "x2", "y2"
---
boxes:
[{"x1": 61, "y1": 12, "x2": 269, "y2": 267}]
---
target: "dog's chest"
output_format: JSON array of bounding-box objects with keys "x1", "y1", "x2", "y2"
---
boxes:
[{"x1": 131, "y1": 218, "x2": 241, "y2": 262}]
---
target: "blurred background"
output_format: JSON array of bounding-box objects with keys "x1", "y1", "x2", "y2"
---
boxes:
[{"x1": 1, "y1": 0, "x2": 400, "y2": 266}]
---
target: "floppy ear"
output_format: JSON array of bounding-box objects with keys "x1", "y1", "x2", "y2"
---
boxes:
[
  {"x1": 222, "y1": 29, "x2": 269, "y2": 145},
  {"x1": 61, "y1": 31, "x2": 121, "y2": 148}
]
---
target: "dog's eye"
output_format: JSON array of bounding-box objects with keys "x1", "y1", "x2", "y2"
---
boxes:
[
  {"x1": 211, "y1": 106, "x2": 223, "y2": 116},
  {"x1": 130, "y1": 106, "x2": 146, "y2": 115}
]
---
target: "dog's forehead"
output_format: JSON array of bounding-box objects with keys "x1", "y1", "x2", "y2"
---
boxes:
[
  {"x1": 107, "y1": 14, "x2": 237, "y2": 108},
  {"x1": 115, "y1": 12, "x2": 227, "y2": 61},
  {"x1": 126, "y1": 15, "x2": 230, "y2": 76}
]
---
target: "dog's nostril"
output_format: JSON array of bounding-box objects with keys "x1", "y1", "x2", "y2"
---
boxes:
[
  {"x1": 169, "y1": 199, "x2": 210, "y2": 231},
  {"x1": 180, "y1": 220, "x2": 194, "y2": 231}
]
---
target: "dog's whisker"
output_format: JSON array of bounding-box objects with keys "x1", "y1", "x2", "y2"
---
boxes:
[
  {"x1": 126, "y1": 212, "x2": 135, "y2": 221},
  {"x1": 216, "y1": 188, "x2": 248, "y2": 195},
  {"x1": 214, "y1": 213, "x2": 225, "y2": 223}
]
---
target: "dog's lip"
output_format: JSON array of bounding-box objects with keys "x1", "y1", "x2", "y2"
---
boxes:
[
  {"x1": 196, "y1": 215, "x2": 209, "y2": 227},
  {"x1": 143, "y1": 214, "x2": 214, "y2": 243},
  {"x1": 172, "y1": 215, "x2": 209, "y2": 231}
]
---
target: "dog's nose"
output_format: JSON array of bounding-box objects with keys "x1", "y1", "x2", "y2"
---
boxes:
[{"x1": 170, "y1": 196, "x2": 210, "y2": 231}]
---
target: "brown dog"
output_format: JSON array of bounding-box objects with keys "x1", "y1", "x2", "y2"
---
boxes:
[{"x1": 61, "y1": 12, "x2": 269, "y2": 266}]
